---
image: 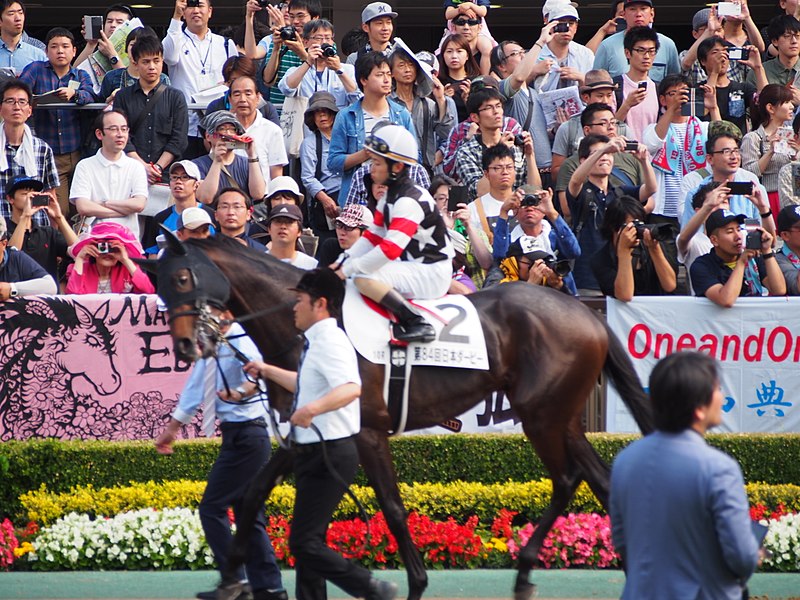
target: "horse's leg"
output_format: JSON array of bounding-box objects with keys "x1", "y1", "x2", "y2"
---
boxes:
[
  {"x1": 356, "y1": 427, "x2": 428, "y2": 600},
  {"x1": 217, "y1": 446, "x2": 294, "y2": 598},
  {"x1": 566, "y1": 420, "x2": 611, "y2": 509}
]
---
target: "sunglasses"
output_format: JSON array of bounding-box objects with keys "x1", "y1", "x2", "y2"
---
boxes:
[{"x1": 453, "y1": 18, "x2": 481, "y2": 26}]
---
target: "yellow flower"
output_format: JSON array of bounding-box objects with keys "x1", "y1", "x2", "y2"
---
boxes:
[{"x1": 13, "y1": 542, "x2": 34, "y2": 557}]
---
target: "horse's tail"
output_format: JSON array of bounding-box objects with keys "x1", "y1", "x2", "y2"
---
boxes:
[{"x1": 602, "y1": 322, "x2": 654, "y2": 435}]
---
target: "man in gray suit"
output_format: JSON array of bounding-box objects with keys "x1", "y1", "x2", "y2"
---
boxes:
[{"x1": 610, "y1": 352, "x2": 762, "y2": 600}]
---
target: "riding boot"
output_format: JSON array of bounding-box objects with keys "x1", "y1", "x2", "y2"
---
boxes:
[{"x1": 379, "y1": 289, "x2": 435, "y2": 344}]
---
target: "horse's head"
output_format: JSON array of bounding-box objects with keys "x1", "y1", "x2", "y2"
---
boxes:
[
  {"x1": 60, "y1": 302, "x2": 122, "y2": 395},
  {"x1": 143, "y1": 229, "x2": 232, "y2": 363}
]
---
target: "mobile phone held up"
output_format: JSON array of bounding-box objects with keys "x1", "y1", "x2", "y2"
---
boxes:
[
  {"x1": 680, "y1": 87, "x2": 704, "y2": 117},
  {"x1": 744, "y1": 218, "x2": 762, "y2": 251},
  {"x1": 726, "y1": 181, "x2": 753, "y2": 196},
  {"x1": 728, "y1": 47, "x2": 750, "y2": 61},
  {"x1": 447, "y1": 186, "x2": 468, "y2": 212},
  {"x1": 31, "y1": 194, "x2": 50, "y2": 208},
  {"x1": 83, "y1": 15, "x2": 103, "y2": 40}
]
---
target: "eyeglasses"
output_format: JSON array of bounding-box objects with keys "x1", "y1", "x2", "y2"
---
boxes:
[
  {"x1": 781, "y1": 32, "x2": 800, "y2": 40},
  {"x1": 588, "y1": 119, "x2": 618, "y2": 127},
  {"x1": 364, "y1": 133, "x2": 390, "y2": 155},
  {"x1": 217, "y1": 204, "x2": 247, "y2": 211},
  {"x1": 2, "y1": 98, "x2": 29, "y2": 106},
  {"x1": 288, "y1": 11, "x2": 309, "y2": 21},
  {"x1": 453, "y1": 18, "x2": 481, "y2": 26},
  {"x1": 631, "y1": 47, "x2": 657, "y2": 57},
  {"x1": 478, "y1": 102, "x2": 503, "y2": 113},
  {"x1": 709, "y1": 148, "x2": 741, "y2": 156},
  {"x1": 504, "y1": 49, "x2": 526, "y2": 59},
  {"x1": 335, "y1": 222, "x2": 358, "y2": 231},
  {"x1": 103, "y1": 126, "x2": 129, "y2": 133},
  {"x1": 487, "y1": 164, "x2": 515, "y2": 173},
  {"x1": 309, "y1": 35, "x2": 334, "y2": 42},
  {"x1": 170, "y1": 174, "x2": 195, "y2": 182}
]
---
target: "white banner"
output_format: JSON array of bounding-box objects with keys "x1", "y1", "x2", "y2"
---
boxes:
[{"x1": 606, "y1": 297, "x2": 800, "y2": 433}]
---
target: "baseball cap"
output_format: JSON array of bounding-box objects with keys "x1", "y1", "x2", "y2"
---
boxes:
[
  {"x1": 415, "y1": 50, "x2": 439, "y2": 75},
  {"x1": 6, "y1": 175, "x2": 44, "y2": 197},
  {"x1": 335, "y1": 203, "x2": 374, "y2": 230},
  {"x1": 267, "y1": 203, "x2": 303, "y2": 224},
  {"x1": 267, "y1": 176, "x2": 304, "y2": 204},
  {"x1": 169, "y1": 160, "x2": 202, "y2": 181},
  {"x1": 623, "y1": 0, "x2": 654, "y2": 7},
  {"x1": 362, "y1": 2, "x2": 397, "y2": 24},
  {"x1": 579, "y1": 70, "x2": 617, "y2": 94},
  {"x1": 777, "y1": 205, "x2": 800, "y2": 233},
  {"x1": 177, "y1": 206, "x2": 212, "y2": 231},
  {"x1": 692, "y1": 8, "x2": 711, "y2": 31},
  {"x1": 543, "y1": 0, "x2": 579, "y2": 21},
  {"x1": 705, "y1": 209, "x2": 746, "y2": 235},
  {"x1": 506, "y1": 235, "x2": 553, "y2": 261}
]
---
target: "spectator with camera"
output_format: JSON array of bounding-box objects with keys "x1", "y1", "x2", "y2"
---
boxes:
[
  {"x1": 245, "y1": 0, "x2": 320, "y2": 109},
  {"x1": 70, "y1": 110, "x2": 148, "y2": 239},
  {"x1": 489, "y1": 185, "x2": 579, "y2": 295},
  {"x1": 591, "y1": 194, "x2": 677, "y2": 300},
  {"x1": 278, "y1": 19, "x2": 359, "y2": 109},
  {"x1": 327, "y1": 52, "x2": 416, "y2": 207},
  {"x1": 592, "y1": 0, "x2": 679, "y2": 83},
  {"x1": 690, "y1": 208, "x2": 785, "y2": 306},
  {"x1": 19, "y1": 28, "x2": 95, "y2": 215},
  {"x1": 4, "y1": 175, "x2": 76, "y2": 282},
  {"x1": 0, "y1": 216, "x2": 57, "y2": 299},
  {"x1": 193, "y1": 110, "x2": 266, "y2": 205},
  {"x1": 775, "y1": 204, "x2": 800, "y2": 294},
  {"x1": 567, "y1": 134, "x2": 657, "y2": 295},
  {"x1": 536, "y1": 1, "x2": 594, "y2": 90},
  {"x1": 613, "y1": 26, "x2": 660, "y2": 142},
  {"x1": 345, "y1": 2, "x2": 396, "y2": 65},
  {"x1": 465, "y1": 144, "x2": 521, "y2": 241},
  {"x1": 113, "y1": 35, "x2": 189, "y2": 185},
  {"x1": 75, "y1": 3, "x2": 134, "y2": 94},
  {"x1": 0, "y1": 1, "x2": 45, "y2": 74},
  {"x1": 163, "y1": 0, "x2": 238, "y2": 158},
  {"x1": 455, "y1": 86, "x2": 539, "y2": 202},
  {"x1": 66, "y1": 221, "x2": 154, "y2": 295}
]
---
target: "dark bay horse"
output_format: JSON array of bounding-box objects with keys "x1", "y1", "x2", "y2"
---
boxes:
[{"x1": 151, "y1": 234, "x2": 653, "y2": 600}]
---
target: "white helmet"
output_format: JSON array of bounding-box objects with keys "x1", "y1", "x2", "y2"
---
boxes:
[{"x1": 364, "y1": 124, "x2": 418, "y2": 166}]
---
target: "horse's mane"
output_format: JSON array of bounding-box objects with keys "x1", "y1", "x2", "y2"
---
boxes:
[{"x1": 189, "y1": 235, "x2": 305, "y2": 287}]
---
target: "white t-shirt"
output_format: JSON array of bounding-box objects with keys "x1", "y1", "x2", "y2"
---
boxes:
[
  {"x1": 468, "y1": 193, "x2": 507, "y2": 235},
  {"x1": 235, "y1": 111, "x2": 288, "y2": 180},
  {"x1": 272, "y1": 250, "x2": 318, "y2": 270},
  {"x1": 69, "y1": 150, "x2": 149, "y2": 238}
]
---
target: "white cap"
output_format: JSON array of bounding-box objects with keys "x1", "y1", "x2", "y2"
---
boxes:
[
  {"x1": 177, "y1": 206, "x2": 212, "y2": 230},
  {"x1": 169, "y1": 160, "x2": 202, "y2": 181},
  {"x1": 542, "y1": 0, "x2": 579, "y2": 21},
  {"x1": 267, "y1": 175, "x2": 304, "y2": 204}
]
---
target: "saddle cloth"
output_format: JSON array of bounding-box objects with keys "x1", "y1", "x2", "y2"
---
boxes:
[{"x1": 342, "y1": 282, "x2": 489, "y2": 371}]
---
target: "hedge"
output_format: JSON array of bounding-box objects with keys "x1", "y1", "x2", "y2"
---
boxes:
[
  {"x1": 21, "y1": 479, "x2": 800, "y2": 527},
  {"x1": 2, "y1": 434, "x2": 799, "y2": 520}
]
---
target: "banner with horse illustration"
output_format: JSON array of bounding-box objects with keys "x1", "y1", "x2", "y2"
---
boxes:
[{"x1": 606, "y1": 297, "x2": 800, "y2": 434}]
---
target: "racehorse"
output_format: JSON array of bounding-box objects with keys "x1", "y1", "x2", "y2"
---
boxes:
[{"x1": 150, "y1": 233, "x2": 653, "y2": 600}]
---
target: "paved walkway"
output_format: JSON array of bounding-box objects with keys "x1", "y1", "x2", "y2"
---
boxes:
[{"x1": 1, "y1": 570, "x2": 799, "y2": 599}]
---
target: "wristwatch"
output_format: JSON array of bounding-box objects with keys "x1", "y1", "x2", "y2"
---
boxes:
[
  {"x1": 110, "y1": 56, "x2": 119, "y2": 66},
  {"x1": 335, "y1": 69, "x2": 344, "y2": 75}
]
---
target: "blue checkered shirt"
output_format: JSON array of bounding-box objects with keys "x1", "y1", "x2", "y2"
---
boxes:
[{"x1": 0, "y1": 135, "x2": 59, "y2": 227}]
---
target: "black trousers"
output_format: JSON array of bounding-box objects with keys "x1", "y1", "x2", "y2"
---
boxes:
[
  {"x1": 199, "y1": 421, "x2": 283, "y2": 592},
  {"x1": 289, "y1": 436, "x2": 371, "y2": 599}
]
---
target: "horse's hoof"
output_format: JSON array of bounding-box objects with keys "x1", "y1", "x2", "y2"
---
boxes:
[
  {"x1": 513, "y1": 582, "x2": 537, "y2": 600},
  {"x1": 215, "y1": 581, "x2": 244, "y2": 600}
]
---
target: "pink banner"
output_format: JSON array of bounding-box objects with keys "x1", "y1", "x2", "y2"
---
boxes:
[{"x1": 0, "y1": 294, "x2": 201, "y2": 441}]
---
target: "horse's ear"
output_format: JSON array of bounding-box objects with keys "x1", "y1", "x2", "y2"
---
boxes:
[
  {"x1": 93, "y1": 300, "x2": 110, "y2": 322},
  {"x1": 132, "y1": 257, "x2": 159, "y2": 275},
  {"x1": 74, "y1": 302, "x2": 93, "y2": 326},
  {"x1": 158, "y1": 224, "x2": 187, "y2": 256}
]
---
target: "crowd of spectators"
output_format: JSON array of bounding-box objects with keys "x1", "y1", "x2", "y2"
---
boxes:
[{"x1": 4, "y1": 0, "x2": 800, "y2": 308}]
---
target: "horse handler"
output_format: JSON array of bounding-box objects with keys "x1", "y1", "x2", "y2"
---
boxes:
[
  {"x1": 244, "y1": 268, "x2": 398, "y2": 600},
  {"x1": 155, "y1": 311, "x2": 288, "y2": 600}
]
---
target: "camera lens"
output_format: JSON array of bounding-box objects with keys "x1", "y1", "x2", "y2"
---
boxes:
[
  {"x1": 280, "y1": 26, "x2": 296, "y2": 41},
  {"x1": 321, "y1": 43, "x2": 337, "y2": 57},
  {"x1": 521, "y1": 194, "x2": 541, "y2": 207}
]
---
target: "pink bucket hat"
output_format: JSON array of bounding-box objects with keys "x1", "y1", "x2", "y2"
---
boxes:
[{"x1": 69, "y1": 221, "x2": 145, "y2": 259}]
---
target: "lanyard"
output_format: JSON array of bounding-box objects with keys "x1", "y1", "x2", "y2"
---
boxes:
[{"x1": 183, "y1": 30, "x2": 213, "y2": 75}]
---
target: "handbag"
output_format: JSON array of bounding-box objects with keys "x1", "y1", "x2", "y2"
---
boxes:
[{"x1": 280, "y1": 94, "x2": 309, "y2": 159}]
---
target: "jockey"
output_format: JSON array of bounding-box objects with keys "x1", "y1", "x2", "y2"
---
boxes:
[{"x1": 334, "y1": 124, "x2": 454, "y2": 343}]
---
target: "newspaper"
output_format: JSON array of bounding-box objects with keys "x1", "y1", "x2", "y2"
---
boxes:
[
  {"x1": 33, "y1": 80, "x2": 80, "y2": 106},
  {"x1": 537, "y1": 86, "x2": 582, "y2": 129},
  {"x1": 90, "y1": 17, "x2": 143, "y2": 78}
]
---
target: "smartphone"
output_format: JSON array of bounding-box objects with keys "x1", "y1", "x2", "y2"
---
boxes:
[
  {"x1": 624, "y1": 140, "x2": 639, "y2": 152},
  {"x1": 680, "y1": 87, "x2": 704, "y2": 117},
  {"x1": 792, "y1": 163, "x2": 800, "y2": 197},
  {"x1": 31, "y1": 194, "x2": 50, "y2": 208},
  {"x1": 83, "y1": 15, "x2": 103, "y2": 40},
  {"x1": 447, "y1": 186, "x2": 468, "y2": 212},
  {"x1": 637, "y1": 81, "x2": 647, "y2": 91},
  {"x1": 744, "y1": 218, "x2": 761, "y2": 250},
  {"x1": 727, "y1": 47, "x2": 749, "y2": 61},
  {"x1": 717, "y1": 1, "x2": 742, "y2": 18},
  {"x1": 553, "y1": 21, "x2": 570, "y2": 33},
  {"x1": 615, "y1": 17, "x2": 627, "y2": 33},
  {"x1": 727, "y1": 181, "x2": 753, "y2": 196}
]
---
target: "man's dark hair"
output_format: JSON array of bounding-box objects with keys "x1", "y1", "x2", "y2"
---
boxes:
[
  {"x1": 222, "y1": 55, "x2": 257, "y2": 82},
  {"x1": 303, "y1": 18, "x2": 334, "y2": 39},
  {"x1": 214, "y1": 187, "x2": 253, "y2": 210},
  {"x1": 130, "y1": 34, "x2": 162, "y2": 61},
  {"x1": 481, "y1": 143, "x2": 515, "y2": 171},
  {"x1": 600, "y1": 194, "x2": 645, "y2": 240},
  {"x1": 657, "y1": 73, "x2": 690, "y2": 97},
  {"x1": 578, "y1": 133, "x2": 610, "y2": 160},
  {"x1": 768, "y1": 14, "x2": 800, "y2": 44},
  {"x1": 45, "y1": 27, "x2": 75, "y2": 47},
  {"x1": 389, "y1": 47, "x2": 416, "y2": 69},
  {"x1": 705, "y1": 131, "x2": 740, "y2": 155},
  {"x1": 125, "y1": 26, "x2": 158, "y2": 49},
  {"x1": 0, "y1": 78, "x2": 31, "y2": 103},
  {"x1": 466, "y1": 86, "x2": 503, "y2": 116},
  {"x1": 341, "y1": 27, "x2": 368, "y2": 56},
  {"x1": 690, "y1": 180, "x2": 722, "y2": 211},
  {"x1": 697, "y1": 36, "x2": 725, "y2": 64},
  {"x1": 649, "y1": 351, "x2": 719, "y2": 432},
  {"x1": 94, "y1": 109, "x2": 128, "y2": 132},
  {"x1": 581, "y1": 103, "x2": 615, "y2": 128},
  {"x1": 105, "y1": 3, "x2": 134, "y2": 20},
  {"x1": 355, "y1": 51, "x2": 389, "y2": 91},
  {"x1": 288, "y1": 0, "x2": 321, "y2": 19},
  {"x1": 0, "y1": 0, "x2": 23, "y2": 16},
  {"x1": 623, "y1": 25, "x2": 659, "y2": 54}
]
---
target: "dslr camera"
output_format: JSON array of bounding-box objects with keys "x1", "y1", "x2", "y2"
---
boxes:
[
  {"x1": 543, "y1": 256, "x2": 571, "y2": 277},
  {"x1": 513, "y1": 133, "x2": 526, "y2": 147},
  {"x1": 186, "y1": 0, "x2": 201, "y2": 6},
  {"x1": 256, "y1": 0, "x2": 271, "y2": 6},
  {"x1": 631, "y1": 220, "x2": 674, "y2": 242},
  {"x1": 520, "y1": 193, "x2": 542, "y2": 207},
  {"x1": 279, "y1": 25, "x2": 296, "y2": 41},
  {"x1": 320, "y1": 43, "x2": 337, "y2": 57}
]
